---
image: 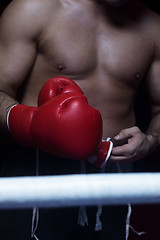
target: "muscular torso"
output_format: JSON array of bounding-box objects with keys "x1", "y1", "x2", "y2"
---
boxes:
[{"x1": 14, "y1": 0, "x2": 159, "y2": 137}]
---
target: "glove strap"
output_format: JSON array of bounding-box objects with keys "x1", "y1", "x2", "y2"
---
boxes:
[
  {"x1": 116, "y1": 163, "x2": 146, "y2": 239},
  {"x1": 95, "y1": 205, "x2": 102, "y2": 231},
  {"x1": 31, "y1": 148, "x2": 40, "y2": 240},
  {"x1": 88, "y1": 138, "x2": 113, "y2": 168},
  {"x1": 78, "y1": 160, "x2": 88, "y2": 227}
]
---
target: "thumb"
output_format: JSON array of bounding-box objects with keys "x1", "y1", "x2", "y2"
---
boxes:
[
  {"x1": 114, "y1": 127, "x2": 136, "y2": 140},
  {"x1": 113, "y1": 128, "x2": 133, "y2": 146}
]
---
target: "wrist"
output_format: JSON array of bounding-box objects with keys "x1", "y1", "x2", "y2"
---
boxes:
[{"x1": 146, "y1": 133, "x2": 159, "y2": 154}]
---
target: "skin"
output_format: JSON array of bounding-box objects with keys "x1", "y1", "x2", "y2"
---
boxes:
[{"x1": 0, "y1": 0, "x2": 160, "y2": 163}]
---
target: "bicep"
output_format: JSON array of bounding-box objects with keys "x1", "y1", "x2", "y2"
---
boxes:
[
  {"x1": 0, "y1": 40, "x2": 37, "y2": 97},
  {"x1": 0, "y1": 1, "x2": 39, "y2": 97},
  {"x1": 146, "y1": 56, "x2": 160, "y2": 116}
]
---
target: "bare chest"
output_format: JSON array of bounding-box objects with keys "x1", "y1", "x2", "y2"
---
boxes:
[{"x1": 37, "y1": 11, "x2": 153, "y2": 88}]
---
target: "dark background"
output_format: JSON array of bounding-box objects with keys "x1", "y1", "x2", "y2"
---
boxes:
[
  {"x1": 0, "y1": 1, "x2": 160, "y2": 240},
  {"x1": 1, "y1": 0, "x2": 160, "y2": 14}
]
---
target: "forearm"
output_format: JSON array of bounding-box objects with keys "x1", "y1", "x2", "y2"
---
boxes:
[
  {"x1": 145, "y1": 112, "x2": 160, "y2": 153},
  {"x1": 0, "y1": 90, "x2": 18, "y2": 134}
]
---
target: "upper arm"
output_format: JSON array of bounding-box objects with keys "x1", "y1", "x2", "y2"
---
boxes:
[
  {"x1": 0, "y1": 0, "x2": 42, "y2": 97},
  {"x1": 146, "y1": 37, "x2": 160, "y2": 116}
]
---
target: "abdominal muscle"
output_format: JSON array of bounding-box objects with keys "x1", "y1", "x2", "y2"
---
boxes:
[{"x1": 75, "y1": 73, "x2": 136, "y2": 138}]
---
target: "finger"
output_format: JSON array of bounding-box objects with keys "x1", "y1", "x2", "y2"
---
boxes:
[
  {"x1": 114, "y1": 126, "x2": 140, "y2": 141},
  {"x1": 109, "y1": 155, "x2": 135, "y2": 163},
  {"x1": 112, "y1": 144, "x2": 135, "y2": 156},
  {"x1": 112, "y1": 137, "x2": 129, "y2": 147}
]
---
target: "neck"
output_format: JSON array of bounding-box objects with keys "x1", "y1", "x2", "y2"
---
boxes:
[
  {"x1": 98, "y1": 0, "x2": 143, "y2": 27},
  {"x1": 96, "y1": 0, "x2": 135, "y2": 7}
]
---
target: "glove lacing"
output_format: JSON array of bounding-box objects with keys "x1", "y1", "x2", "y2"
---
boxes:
[{"x1": 31, "y1": 148, "x2": 40, "y2": 240}]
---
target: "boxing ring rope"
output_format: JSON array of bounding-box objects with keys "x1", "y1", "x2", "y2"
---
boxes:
[{"x1": 0, "y1": 173, "x2": 160, "y2": 209}]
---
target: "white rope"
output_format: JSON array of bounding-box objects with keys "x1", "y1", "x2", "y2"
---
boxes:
[
  {"x1": 0, "y1": 173, "x2": 160, "y2": 209},
  {"x1": 0, "y1": 173, "x2": 160, "y2": 208}
]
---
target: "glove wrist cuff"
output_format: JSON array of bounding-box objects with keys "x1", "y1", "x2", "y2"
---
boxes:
[{"x1": 7, "y1": 104, "x2": 18, "y2": 132}]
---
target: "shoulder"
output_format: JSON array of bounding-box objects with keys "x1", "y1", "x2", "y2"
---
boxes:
[
  {"x1": 0, "y1": 0, "x2": 60, "y2": 39},
  {"x1": 139, "y1": 3, "x2": 160, "y2": 55},
  {"x1": 138, "y1": 3, "x2": 160, "y2": 34},
  {"x1": 1, "y1": 0, "x2": 59, "y2": 16}
]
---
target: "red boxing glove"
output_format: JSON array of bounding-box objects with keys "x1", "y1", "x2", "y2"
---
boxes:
[
  {"x1": 38, "y1": 76, "x2": 84, "y2": 106},
  {"x1": 7, "y1": 104, "x2": 37, "y2": 147},
  {"x1": 31, "y1": 92, "x2": 102, "y2": 160},
  {"x1": 8, "y1": 77, "x2": 103, "y2": 160},
  {"x1": 88, "y1": 138, "x2": 113, "y2": 168},
  {"x1": 7, "y1": 76, "x2": 84, "y2": 147}
]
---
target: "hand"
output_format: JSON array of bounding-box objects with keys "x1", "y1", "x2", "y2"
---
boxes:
[
  {"x1": 110, "y1": 126, "x2": 154, "y2": 162},
  {"x1": 8, "y1": 77, "x2": 103, "y2": 160}
]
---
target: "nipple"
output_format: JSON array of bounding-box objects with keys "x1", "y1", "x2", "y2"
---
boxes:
[
  {"x1": 135, "y1": 73, "x2": 140, "y2": 79},
  {"x1": 57, "y1": 64, "x2": 65, "y2": 72}
]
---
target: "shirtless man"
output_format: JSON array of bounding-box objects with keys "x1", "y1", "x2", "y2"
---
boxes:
[
  {"x1": 0, "y1": 0, "x2": 160, "y2": 161},
  {"x1": 0, "y1": 0, "x2": 160, "y2": 239}
]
